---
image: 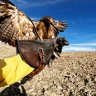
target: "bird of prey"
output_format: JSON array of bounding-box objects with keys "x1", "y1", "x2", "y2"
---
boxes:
[{"x1": 0, "y1": 0, "x2": 68, "y2": 46}]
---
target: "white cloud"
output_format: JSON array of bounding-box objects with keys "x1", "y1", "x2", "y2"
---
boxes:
[
  {"x1": 17, "y1": 0, "x2": 26, "y2": 4},
  {"x1": 62, "y1": 42, "x2": 96, "y2": 52},
  {"x1": 62, "y1": 46, "x2": 96, "y2": 52},
  {"x1": 0, "y1": 41, "x2": 2, "y2": 44},
  {"x1": 66, "y1": 20, "x2": 76, "y2": 25},
  {"x1": 31, "y1": 17, "x2": 40, "y2": 21},
  {"x1": 74, "y1": 33, "x2": 77, "y2": 36},
  {"x1": 50, "y1": 0, "x2": 67, "y2": 4},
  {"x1": 0, "y1": 41, "x2": 5, "y2": 44},
  {"x1": 71, "y1": 43, "x2": 96, "y2": 46},
  {"x1": 11, "y1": 0, "x2": 75, "y2": 8}
]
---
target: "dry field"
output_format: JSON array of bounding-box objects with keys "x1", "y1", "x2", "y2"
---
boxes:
[{"x1": 0, "y1": 44, "x2": 96, "y2": 96}]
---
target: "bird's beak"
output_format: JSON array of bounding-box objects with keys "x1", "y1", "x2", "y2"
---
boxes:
[
  {"x1": 64, "y1": 41, "x2": 69, "y2": 46},
  {"x1": 53, "y1": 52, "x2": 60, "y2": 59},
  {"x1": 50, "y1": 19, "x2": 53, "y2": 23}
]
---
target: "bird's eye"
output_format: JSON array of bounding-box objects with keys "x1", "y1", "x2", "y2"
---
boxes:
[
  {"x1": 47, "y1": 19, "x2": 50, "y2": 21},
  {"x1": 46, "y1": 19, "x2": 51, "y2": 23}
]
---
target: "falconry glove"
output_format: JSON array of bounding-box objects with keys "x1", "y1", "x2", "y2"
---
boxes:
[
  {"x1": 15, "y1": 38, "x2": 56, "y2": 76},
  {"x1": 15, "y1": 37, "x2": 69, "y2": 77}
]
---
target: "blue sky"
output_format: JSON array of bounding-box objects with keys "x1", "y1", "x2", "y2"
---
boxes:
[{"x1": 6, "y1": 0, "x2": 96, "y2": 51}]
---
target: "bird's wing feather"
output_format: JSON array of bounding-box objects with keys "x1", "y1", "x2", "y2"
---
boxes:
[
  {"x1": 52, "y1": 20, "x2": 68, "y2": 32},
  {"x1": 48, "y1": 20, "x2": 68, "y2": 38},
  {"x1": 0, "y1": 0, "x2": 36, "y2": 46}
]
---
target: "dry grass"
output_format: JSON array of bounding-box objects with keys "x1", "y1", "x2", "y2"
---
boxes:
[{"x1": 0, "y1": 44, "x2": 96, "y2": 96}]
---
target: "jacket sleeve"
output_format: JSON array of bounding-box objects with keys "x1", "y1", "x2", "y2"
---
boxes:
[{"x1": 0, "y1": 54, "x2": 34, "y2": 87}]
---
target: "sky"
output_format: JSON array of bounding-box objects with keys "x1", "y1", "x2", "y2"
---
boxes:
[{"x1": 5, "y1": 0, "x2": 96, "y2": 51}]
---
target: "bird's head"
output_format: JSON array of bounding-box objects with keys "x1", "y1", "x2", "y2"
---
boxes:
[
  {"x1": 40, "y1": 16, "x2": 54, "y2": 24},
  {"x1": 40, "y1": 16, "x2": 68, "y2": 37}
]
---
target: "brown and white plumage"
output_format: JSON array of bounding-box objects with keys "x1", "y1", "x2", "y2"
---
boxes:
[
  {"x1": 0, "y1": 0, "x2": 37, "y2": 46},
  {"x1": 0, "y1": 0, "x2": 68, "y2": 46},
  {"x1": 36, "y1": 16, "x2": 68, "y2": 39}
]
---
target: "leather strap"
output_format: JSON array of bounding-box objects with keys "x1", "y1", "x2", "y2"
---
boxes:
[{"x1": 27, "y1": 49, "x2": 45, "y2": 77}]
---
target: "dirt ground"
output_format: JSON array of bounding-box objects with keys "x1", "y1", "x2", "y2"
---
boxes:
[{"x1": 0, "y1": 44, "x2": 96, "y2": 96}]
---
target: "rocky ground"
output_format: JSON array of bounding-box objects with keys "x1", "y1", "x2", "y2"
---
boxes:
[{"x1": 0, "y1": 44, "x2": 96, "y2": 96}]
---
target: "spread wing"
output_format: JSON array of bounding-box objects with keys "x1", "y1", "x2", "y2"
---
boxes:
[
  {"x1": 0, "y1": 0, "x2": 36, "y2": 46},
  {"x1": 0, "y1": 0, "x2": 68, "y2": 46},
  {"x1": 48, "y1": 19, "x2": 68, "y2": 38}
]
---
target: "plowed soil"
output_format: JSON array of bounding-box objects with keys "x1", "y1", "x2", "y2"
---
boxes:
[{"x1": 0, "y1": 44, "x2": 96, "y2": 96}]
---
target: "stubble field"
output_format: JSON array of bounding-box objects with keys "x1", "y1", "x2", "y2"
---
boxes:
[{"x1": 0, "y1": 44, "x2": 96, "y2": 96}]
